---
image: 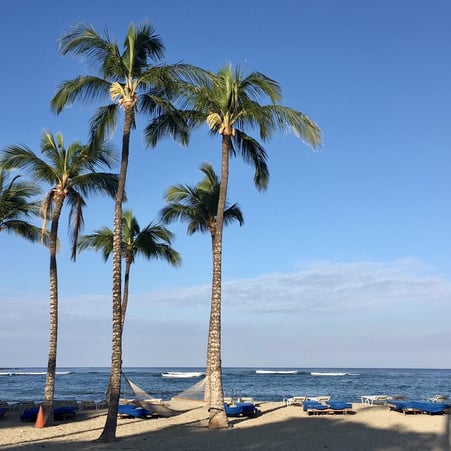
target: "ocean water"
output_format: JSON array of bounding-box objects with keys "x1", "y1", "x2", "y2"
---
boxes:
[{"x1": 0, "y1": 367, "x2": 450, "y2": 404}]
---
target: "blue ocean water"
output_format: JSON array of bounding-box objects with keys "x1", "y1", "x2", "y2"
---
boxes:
[{"x1": 0, "y1": 367, "x2": 450, "y2": 404}]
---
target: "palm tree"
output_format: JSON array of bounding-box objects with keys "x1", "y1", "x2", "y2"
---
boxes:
[
  {"x1": 51, "y1": 22, "x2": 205, "y2": 440},
  {"x1": 0, "y1": 131, "x2": 118, "y2": 426},
  {"x1": 0, "y1": 168, "x2": 42, "y2": 241},
  {"x1": 160, "y1": 162, "x2": 243, "y2": 404},
  {"x1": 78, "y1": 209, "x2": 181, "y2": 330},
  {"x1": 78, "y1": 210, "x2": 180, "y2": 406},
  {"x1": 147, "y1": 64, "x2": 322, "y2": 428}
]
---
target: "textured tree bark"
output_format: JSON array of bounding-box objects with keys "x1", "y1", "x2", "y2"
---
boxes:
[
  {"x1": 207, "y1": 135, "x2": 231, "y2": 429},
  {"x1": 98, "y1": 105, "x2": 133, "y2": 442},
  {"x1": 43, "y1": 197, "x2": 64, "y2": 426}
]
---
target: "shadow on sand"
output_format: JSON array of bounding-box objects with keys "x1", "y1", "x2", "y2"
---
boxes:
[{"x1": 1, "y1": 404, "x2": 450, "y2": 451}]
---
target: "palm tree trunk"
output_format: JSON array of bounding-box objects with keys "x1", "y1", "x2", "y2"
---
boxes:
[
  {"x1": 103, "y1": 258, "x2": 131, "y2": 412},
  {"x1": 207, "y1": 135, "x2": 231, "y2": 429},
  {"x1": 204, "y1": 234, "x2": 215, "y2": 404},
  {"x1": 43, "y1": 197, "x2": 64, "y2": 426},
  {"x1": 121, "y1": 259, "x2": 132, "y2": 329},
  {"x1": 99, "y1": 105, "x2": 133, "y2": 442}
]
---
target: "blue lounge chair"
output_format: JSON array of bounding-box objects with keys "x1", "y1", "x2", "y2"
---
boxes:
[
  {"x1": 304, "y1": 400, "x2": 353, "y2": 415},
  {"x1": 303, "y1": 401, "x2": 330, "y2": 415},
  {"x1": 224, "y1": 402, "x2": 258, "y2": 417},
  {"x1": 389, "y1": 400, "x2": 449, "y2": 415},
  {"x1": 327, "y1": 401, "x2": 353, "y2": 411},
  {"x1": 20, "y1": 406, "x2": 77, "y2": 422},
  {"x1": 388, "y1": 400, "x2": 407, "y2": 411},
  {"x1": 411, "y1": 401, "x2": 449, "y2": 414},
  {"x1": 0, "y1": 407, "x2": 5, "y2": 419},
  {"x1": 118, "y1": 404, "x2": 153, "y2": 418}
]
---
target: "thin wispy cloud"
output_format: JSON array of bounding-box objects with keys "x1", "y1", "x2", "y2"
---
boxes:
[
  {"x1": 133, "y1": 258, "x2": 451, "y2": 315},
  {"x1": 5, "y1": 258, "x2": 450, "y2": 321},
  {"x1": 222, "y1": 259, "x2": 451, "y2": 314}
]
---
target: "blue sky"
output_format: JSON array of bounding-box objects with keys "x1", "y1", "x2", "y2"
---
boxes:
[{"x1": 1, "y1": 0, "x2": 451, "y2": 368}]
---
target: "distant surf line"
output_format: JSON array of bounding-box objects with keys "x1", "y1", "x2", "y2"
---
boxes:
[
  {"x1": 161, "y1": 371, "x2": 205, "y2": 378},
  {"x1": 311, "y1": 372, "x2": 360, "y2": 376},
  {"x1": 256, "y1": 370, "x2": 298, "y2": 375}
]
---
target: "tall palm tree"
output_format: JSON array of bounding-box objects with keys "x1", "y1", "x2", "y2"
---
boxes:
[
  {"x1": 0, "y1": 131, "x2": 118, "y2": 426},
  {"x1": 0, "y1": 168, "x2": 42, "y2": 241},
  {"x1": 160, "y1": 162, "x2": 243, "y2": 403},
  {"x1": 51, "y1": 22, "x2": 205, "y2": 441},
  {"x1": 78, "y1": 209, "x2": 181, "y2": 330},
  {"x1": 147, "y1": 64, "x2": 322, "y2": 428}
]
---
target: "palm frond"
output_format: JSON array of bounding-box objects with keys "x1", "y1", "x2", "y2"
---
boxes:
[
  {"x1": 223, "y1": 203, "x2": 244, "y2": 227},
  {"x1": 143, "y1": 111, "x2": 191, "y2": 147},
  {"x1": 1, "y1": 145, "x2": 58, "y2": 185},
  {"x1": 51, "y1": 76, "x2": 111, "y2": 114},
  {"x1": 134, "y1": 223, "x2": 180, "y2": 266},
  {"x1": 73, "y1": 172, "x2": 119, "y2": 199},
  {"x1": 232, "y1": 131, "x2": 269, "y2": 191},
  {"x1": 256, "y1": 105, "x2": 322, "y2": 149},
  {"x1": 65, "y1": 189, "x2": 86, "y2": 260},
  {"x1": 89, "y1": 104, "x2": 119, "y2": 143},
  {"x1": 40, "y1": 190, "x2": 54, "y2": 240},
  {"x1": 85, "y1": 140, "x2": 118, "y2": 170},
  {"x1": 160, "y1": 162, "x2": 243, "y2": 236},
  {"x1": 240, "y1": 70, "x2": 282, "y2": 104},
  {"x1": 0, "y1": 169, "x2": 42, "y2": 242},
  {"x1": 78, "y1": 227, "x2": 114, "y2": 262},
  {"x1": 79, "y1": 210, "x2": 180, "y2": 267},
  {"x1": 124, "y1": 22, "x2": 165, "y2": 76},
  {"x1": 198, "y1": 162, "x2": 220, "y2": 188},
  {"x1": 0, "y1": 220, "x2": 41, "y2": 240},
  {"x1": 58, "y1": 23, "x2": 125, "y2": 77}
]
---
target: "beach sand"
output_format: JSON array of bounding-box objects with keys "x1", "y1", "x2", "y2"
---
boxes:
[{"x1": 1, "y1": 402, "x2": 450, "y2": 450}]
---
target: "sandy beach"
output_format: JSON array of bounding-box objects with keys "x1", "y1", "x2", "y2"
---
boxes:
[{"x1": 1, "y1": 402, "x2": 450, "y2": 451}]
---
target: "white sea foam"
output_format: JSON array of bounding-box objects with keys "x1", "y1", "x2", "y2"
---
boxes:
[
  {"x1": 311, "y1": 372, "x2": 360, "y2": 376},
  {"x1": 256, "y1": 370, "x2": 298, "y2": 375},
  {"x1": 161, "y1": 371, "x2": 204, "y2": 378}
]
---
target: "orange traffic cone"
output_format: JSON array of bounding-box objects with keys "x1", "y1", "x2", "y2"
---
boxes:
[{"x1": 35, "y1": 405, "x2": 45, "y2": 428}]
